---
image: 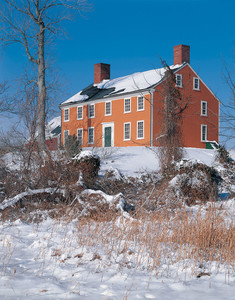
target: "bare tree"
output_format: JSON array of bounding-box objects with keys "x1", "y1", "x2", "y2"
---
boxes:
[
  {"x1": 219, "y1": 57, "x2": 235, "y2": 147},
  {"x1": 0, "y1": 0, "x2": 89, "y2": 150},
  {"x1": 157, "y1": 60, "x2": 190, "y2": 170},
  {"x1": 0, "y1": 81, "x2": 10, "y2": 113}
]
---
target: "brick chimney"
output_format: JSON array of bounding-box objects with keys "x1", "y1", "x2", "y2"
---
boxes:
[
  {"x1": 173, "y1": 45, "x2": 190, "y2": 65},
  {"x1": 94, "y1": 63, "x2": 110, "y2": 84}
]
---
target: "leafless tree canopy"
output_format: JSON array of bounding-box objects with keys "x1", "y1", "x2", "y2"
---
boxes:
[
  {"x1": 0, "y1": 82, "x2": 9, "y2": 113},
  {"x1": 219, "y1": 56, "x2": 235, "y2": 146},
  {"x1": 0, "y1": 0, "x2": 89, "y2": 150},
  {"x1": 158, "y1": 61, "x2": 190, "y2": 170}
]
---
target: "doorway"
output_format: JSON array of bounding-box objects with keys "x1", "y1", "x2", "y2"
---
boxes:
[{"x1": 102, "y1": 123, "x2": 114, "y2": 147}]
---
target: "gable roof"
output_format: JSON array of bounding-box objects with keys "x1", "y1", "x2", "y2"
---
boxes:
[
  {"x1": 60, "y1": 63, "x2": 184, "y2": 107},
  {"x1": 46, "y1": 116, "x2": 61, "y2": 138}
]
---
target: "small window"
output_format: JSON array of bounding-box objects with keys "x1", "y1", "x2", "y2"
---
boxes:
[
  {"x1": 176, "y1": 74, "x2": 182, "y2": 87},
  {"x1": 137, "y1": 96, "x2": 144, "y2": 111},
  {"x1": 137, "y1": 121, "x2": 144, "y2": 139},
  {"x1": 124, "y1": 122, "x2": 131, "y2": 141},
  {"x1": 64, "y1": 108, "x2": 69, "y2": 121},
  {"x1": 64, "y1": 130, "x2": 69, "y2": 144},
  {"x1": 77, "y1": 106, "x2": 83, "y2": 120},
  {"x1": 201, "y1": 101, "x2": 207, "y2": 116},
  {"x1": 105, "y1": 101, "x2": 111, "y2": 116},
  {"x1": 88, "y1": 127, "x2": 94, "y2": 144},
  {"x1": 88, "y1": 104, "x2": 95, "y2": 118},
  {"x1": 77, "y1": 128, "x2": 83, "y2": 145},
  {"x1": 193, "y1": 77, "x2": 200, "y2": 90},
  {"x1": 124, "y1": 98, "x2": 131, "y2": 113},
  {"x1": 201, "y1": 125, "x2": 207, "y2": 142}
]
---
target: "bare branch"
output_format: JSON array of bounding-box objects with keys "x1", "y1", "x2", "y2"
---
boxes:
[{"x1": 0, "y1": 0, "x2": 90, "y2": 150}]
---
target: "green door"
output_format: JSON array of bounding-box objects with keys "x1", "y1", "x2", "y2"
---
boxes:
[{"x1": 104, "y1": 127, "x2": 112, "y2": 147}]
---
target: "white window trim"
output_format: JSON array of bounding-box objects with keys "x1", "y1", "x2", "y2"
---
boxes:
[
  {"x1": 137, "y1": 96, "x2": 145, "y2": 111},
  {"x1": 137, "y1": 120, "x2": 144, "y2": 140},
  {"x1": 105, "y1": 101, "x2": 112, "y2": 116},
  {"x1": 64, "y1": 108, "x2": 69, "y2": 122},
  {"x1": 193, "y1": 77, "x2": 200, "y2": 90},
  {"x1": 77, "y1": 106, "x2": 83, "y2": 120},
  {"x1": 77, "y1": 128, "x2": 83, "y2": 145},
  {"x1": 176, "y1": 74, "x2": 183, "y2": 88},
  {"x1": 201, "y1": 124, "x2": 207, "y2": 142},
  {"x1": 124, "y1": 98, "x2": 131, "y2": 113},
  {"x1": 88, "y1": 104, "x2": 95, "y2": 119},
  {"x1": 201, "y1": 101, "x2": 208, "y2": 116},
  {"x1": 63, "y1": 130, "x2": 69, "y2": 144},
  {"x1": 88, "y1": 127, "x2": 94, "y2": 144},
  {"x1": 124, "y1": 122, "x2": 131, "y2": 141}
]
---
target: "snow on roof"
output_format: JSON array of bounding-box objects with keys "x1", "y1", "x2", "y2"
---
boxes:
[
  {"x1": 95, "y1": 65, "x2": 181, "y2": 92},
  {"x1": 47, "y1": 116, "x2": 61, "y2": 131},
  {"x1": 45, "y1": 116, "x2": 61, "y2": 138},
  {"x1": 63, "y1": 90, "x2": 89, "y2": 105},
  {"x1": 61, "y1": 64, "x2": 183, "y2": 106},
  {"x1": 27, "y1": 116, "x2": 61, "y2": 142}
]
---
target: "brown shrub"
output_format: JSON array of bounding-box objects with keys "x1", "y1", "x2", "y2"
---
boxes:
[
  {"x1": 73, "y1": 152, "x2": 100, "y2": 188},
  {"x1": 154, "y1": 160, "x2": 222, "y2": 207}
]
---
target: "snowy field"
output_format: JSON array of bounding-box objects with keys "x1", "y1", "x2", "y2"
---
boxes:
[
  {"x1": 4, "y1": 146, "x2": 235, "y2": 177},
  {"x1": 95, "y1": 146, "x2": 235, "y2": 176},
  {"x1": 0, "y1": 147, "x2": 234, "y2": 299},
  {"x1": 1, "y1": 213, "x2": 234, "y2": 300}
]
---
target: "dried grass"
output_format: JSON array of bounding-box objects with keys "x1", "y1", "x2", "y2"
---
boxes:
[{"x1": 74, "y1": 204, "x2": 234, "y2": 278}]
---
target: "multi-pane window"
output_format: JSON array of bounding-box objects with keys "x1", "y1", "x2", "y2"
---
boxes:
[
  {"x1": 64, "y1": 130, "x2": 69, "y2": 144},
  {"x1": 88, "y1": 104, "x2": 95, "y2": 118},
  {"x1": 201, "y1": 125, "x2": 207, "y2": 141},
  {"x1": 77, "y1": 128, "x2": 83, "y2": 145},
  {"x1": 124, "y1": 122, "x2": 131, "y2": 140},
  {"x1": 64, "y1": 108, "x2": 69, "y2": 121},
  {"x1": 193, "y1": 77, "x2": 200, "y2": 90},
  {"x1": 124, "y1": 98, "x2": 131, "y2": 113},
  {"x1": 88, "y1": 127, "x2": 94, "y2": 144},
  {"x1": 137, "y1": 96, "x2": 144, "y2": 111},
  {"x1": 105, "y1": 101, "x2": 111, "y2": 116},
  {"x1": 77, "y1": 106, "x2": 83, "y2": 120},
  {"x1": 176, "y1": 74, "x2": 182, "y2": 87},
  {"x1": 137, "y1": 121, "x2": 144, "y2": 139},
  {"x1": 201, "y1": 101, "x2": 207, "y2": 116}
]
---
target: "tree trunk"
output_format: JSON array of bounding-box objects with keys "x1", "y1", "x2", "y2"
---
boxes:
[{"x1": 37, "y1": 22, "x2": 46, "y2": 150}]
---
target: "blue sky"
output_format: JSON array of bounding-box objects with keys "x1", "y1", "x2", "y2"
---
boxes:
[{"x1": 0, "y1": 0, "x2": 234, "y2": 145}]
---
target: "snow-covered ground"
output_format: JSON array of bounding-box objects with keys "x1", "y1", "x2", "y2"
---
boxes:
[
  {"x1": 3, "y1": 146, "x2": 235, "y2": 177},
  {"x1": 0, "y1": 147, "x2": 234, "y2": 299},
  {"x1": 95, "y1": 146, "x2": 235, "y2": 177},
  {"x1": 1, "y1": 214, "x2": 234, "y2": 300}
]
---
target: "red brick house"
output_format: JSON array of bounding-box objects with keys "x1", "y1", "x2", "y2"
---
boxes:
[{"x1": 60, "y1": 45, "x2": 219, "y2": 149}]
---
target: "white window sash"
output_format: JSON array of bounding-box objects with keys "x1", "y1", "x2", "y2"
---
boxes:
[
  {"x1": 124, "y1": 98, "x2": 131, "y2": 113},
  {"x1": 64, "y1": 108, "x2": 69, "y2": 121},
  {"x1": 64, "y1": 130, "x2": 69, "y2": 144},
  {"x1": 193, "y1": 77, "x2": 200, "y2": 90},
  {"x1": 176, "y1": 74, "x2": 182, "y2": 87},
  {"x1": 201, "y1": 125, "x2": 207, "y2": 141},
  {"x1": 88, "y1": 127, "x2": 94, "y2": 144},
  {"x1": 137, "y1": 121, "x2": 144, "y2": 139},
  {"x1": 137, "y1": 96, "x2": 144, "y2": 111},
  {"x1": 105, "y1": 102, "x2": 112, "y2": 116},
  {"x1": 124, "y1": 122, "x2": 131, "y2": 141},
  {"x1": 77, "y1": 128, "x2": 83, "y2": 145},
  {"x1": 201, "y1": 101, "x2": 207, "y2": 116},
  {"x1": 89, "y1": 104, "x2": 95, "y2": 118},
  {"x1": 77, "y1": 106, "x2": 83, "y2": 120}
]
